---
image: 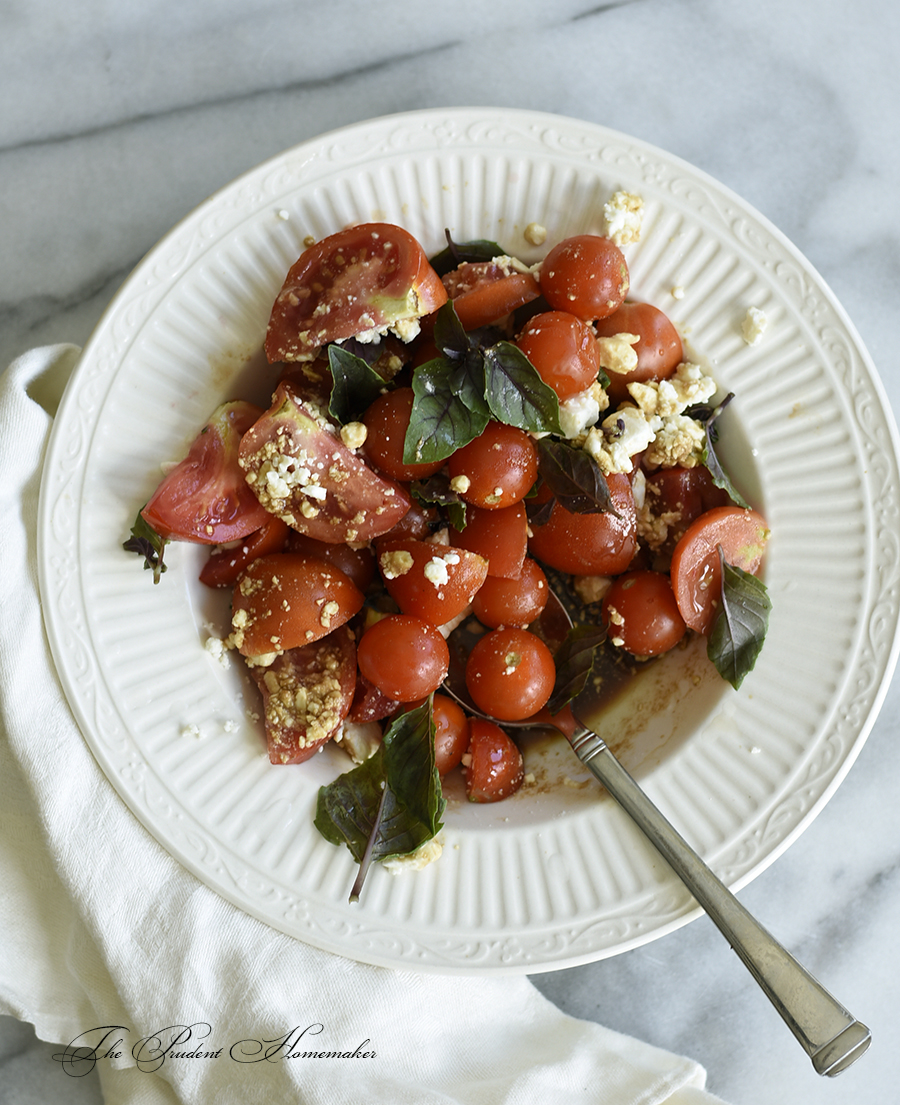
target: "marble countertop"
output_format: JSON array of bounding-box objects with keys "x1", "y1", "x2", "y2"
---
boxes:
[{"x1": 3, "y1": 1, "x2": 900, "y2": 1102}]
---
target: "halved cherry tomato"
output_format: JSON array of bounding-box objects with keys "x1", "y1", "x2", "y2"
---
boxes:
[
  {"x1": 199, "y1": 515, "x2": 291, "y2": 588},
  {"x1": 284, "y1": 530, "x2": 376, "y2": 592},
  {"x1": 230, "y1": 552, "x2": 364, "y2": 657},
  {"x1": 361, "y1": 387, "x2": 445, "y2": 481},
  {"x1": 670, "y1": 506, "x2": 769, "y2": 634},
  {"x1": 251, "y1": 626, "x2": 356, "y2": 764},
  {"x1": 463, "y1": 718, "x2": 524, "y2": 802},
  {"x1": 442, "y1": 261, "x2": 540, "y2": 331},
  {"x1": 528, "y1": 472, "x2": 637, "y2": 575},
  {"x1": 472, "y1": 558, "x2": 548, "y2": 629},
  {"x1": 539, "y1": 235, "x2": 629, "y2": 321},
  {"x1": 602, "y1": 570, "x2": 686, "y2": 657},
  {"x1": 141, "y1": 401, "x2": 270, "y2": 544},
  {"x1": 447, "y1": 421, "x2": 538, "y2": 510},
  {"x1": 465, "y1": 626, "x2": 556, "y2": 721},
  {"x1": 265, "y1": 223, "x2": 448, "y2": 362},
  {"x1": 356, "y1": 614, "x2": 450, "y2": 701},
  {"x1": 515, "y1": 310, "x2": 601, "y2": 400},
  {"x1": 377, "y1": 538, "x2": 488, "y2": 626},
  {"x1": 449, "y1": 502, "x2": 527, "y2": 579},
  {"x1": 238, "y1": 380, "x2": 411, "y2": 544},
  {"x1": 595, "y1": 301, "x2": 684, "y2": 404}
]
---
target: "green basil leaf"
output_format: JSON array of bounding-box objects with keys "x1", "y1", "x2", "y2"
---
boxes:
[
  {"x1": 411, "y1": 473, "x2": 468, "y2": 531},
  {"x1": 123, "y1": 509, "x2": 168, "y2": 584},
  {"x1": 547, "y1": 624, "x2": 608, "y2": 714},
  {"x1": 327, "y1": 344, "x2": 386, "y2": 424},
  {"x1": 483, "y1": 342, "x2": 562, "y2": 435},
  {"x1": 707, "y1": 549, "x2": 771, "y2": 689},
  {"x1": 688, "y1": 393, "x2": 750, "y2": 510},
  {"x1": 432, "y1": 298, "x2": 471, "y2": 359},
  {"x1": 403, "y1": 355, "x2": 490, "y2": 465},
  {"x1": 429, "y1": 231, "x2": 507, "y2": 276},
  {"x1": 314, "y1": 699, "x2": 445, "y2": 901},
  {"x1": 536, "y1": 438, "x2": 616, "y2": 514}
]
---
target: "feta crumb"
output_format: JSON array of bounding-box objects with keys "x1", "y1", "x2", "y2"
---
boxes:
[
  {"x1": 181, "y1": 723, "x2": 201, "y2": 739},
  {"x1": 604, "y1": 191, "x2": 644, "y2": 246},
  {"x1": 449, "y1": 474, "x2": 471, "y2": 494},
  {"x1": 204, "y1": 636, "x2": 230, "y2": 666},
  {"x1": 424, "y1": 556, "x2": 450, "y2": 588},
  {"x1": 524, "y1": 222, "x2": 547, "y2": 246},
  {"x1": 340, "y1": 421, "x2": 367, "y2": 450},
  {"x1": 558, "y1": 387, "x2": 602, "y2": 439},
  {"x1": 339, "y1": 720, "x2": 382, "y2": 764},
  {"x1": 671, "y1": 285, "x2": 685, "y2": 300},
  {"x1": 277, "y1": 209, "x2": 290, "y2": 220},
  {"x1": 379, "y1": 549, "x2": 414, "y2": 579},
  {"x1": 382, "y1": 837, "x2": 443, "y2": 873},
  {"x1": 596, "y1": 333, "x2": 640, "y2": 375},
  {"x1": 741, "y1": 306, "x2": 768, "y2": 346}
]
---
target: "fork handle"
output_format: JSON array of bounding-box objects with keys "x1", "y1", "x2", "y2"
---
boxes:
[{"x1": 569, "y1": 726, "x2": 871, "y2": 1076}]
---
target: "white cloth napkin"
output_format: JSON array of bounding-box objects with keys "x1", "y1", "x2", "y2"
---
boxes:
[{"x1": 0, "y1": 344, "x2": 731, "y2": 1105}]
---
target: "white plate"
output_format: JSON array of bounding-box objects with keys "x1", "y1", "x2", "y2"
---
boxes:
[{"x1": 38, "y1": 108, "x2": 900, "y2": 974}]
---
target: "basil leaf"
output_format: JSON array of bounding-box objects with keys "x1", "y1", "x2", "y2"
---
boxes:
[
  {"x1": 707, "y1": 549, "x2": 771, "y2": 689},
  {"x1": 403, "y1": 354, "x2": 490, "y2": 465},
  {"x1": 429, "y1": 230, "x2": 507, "y2": 276},
  {"x1": 314, "y1": 699, "x2": 445, "y2": 901},
  {"x1": 688, "y1": 393, "x2": 750, "y2": 510},
  {"x1": 483, "y1": 342, "x2": 562, "y2": 435},
  {"x1": 432, "y1": 298, "x2": 471, "y2": 359},
  {"x1": 327, "y1": 344, "x2": 386, "y2": 424},
  {"x1": 536, "y1": 438, "x2": 616, "y2": 514},
  {"x1": 547, "y1": 624, "x2": 608, "y2": 715},
  {"x1": 411, "y1": 472, "x2": 468, "y2": 531},
  {"x1": 123, "y1": 509, "x2": 168, "y2": 584}
]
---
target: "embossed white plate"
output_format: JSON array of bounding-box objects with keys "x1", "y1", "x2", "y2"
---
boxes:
[{"x1": 38, "y1": 108, "x2": 900, "y2": 973}]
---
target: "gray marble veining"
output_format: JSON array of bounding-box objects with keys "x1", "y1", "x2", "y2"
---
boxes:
[{"x1": 2, "y1": 1, "x2": 899, "y2": 1102}]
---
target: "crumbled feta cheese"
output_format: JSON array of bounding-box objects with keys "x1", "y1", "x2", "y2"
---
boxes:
[
  {"x1": 671, "y1": 285, "x2": 685, "y2": 300},
  {"x1": 596, "y1": 333, "x2": 640, "y2": 375},
  {"x1": 583, "y1": 405, "x2": 657, "y2": 475},
  {"x1": 424, "y1": 556, "x2": 450, "y2": 588},
  {"x1": 449, "y1": 474, "x2": 470, "y2": 494},
  {"x1": 643, "y1": 413, "x2": 707, "y2": 469},
  {"x1": 340, "y1": 421, "x2": 367, "y2": 450},
  {"x1": 741, "y1": 306, "x2": 768, "y2": 346},
  {"x1": 181, "y1": 723, "x2": 201, "y2": 739},
  {"x1": 379, "y1": 549, "x2": 414, "y2": 579},
  {"x1": 382, "y1": 837, "x2": 443, "y2": 874},
  {"x1": 204, "y1": 636, "x2": 230, "y2": 666},
  {"x1": 572, "y1": 575, "x2": 612, "y2": 605},
  {"x1": 524, "y1": 222, "x2": 547, "y2": 246},
  {"x1": 628, "y1": 362, "x2": 717, "y2": 418},
  {"x1": 604, "y1": 191, "x2": 644, "y2": 246},
  {"x1": 338, "y1": 720, "x2": 382, "y2": 764},
  {"x1": 558, "y1": 387, "x2": 602, "y2": 440}
]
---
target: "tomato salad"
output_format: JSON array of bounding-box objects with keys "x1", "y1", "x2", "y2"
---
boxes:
[{"x1": 125, "y1": 213, "x2": 771, "y2": 892}]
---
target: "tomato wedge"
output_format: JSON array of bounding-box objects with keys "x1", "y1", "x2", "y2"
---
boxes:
[
  {"x1": 265, "y1": 222, "x2": 448, "y2": 362},
  {"x1": 199, "y1": 515, "x2": 290, "y2": 588},
  {"x1": 250, "y1": 626, "x2": 356, "y2": 764},
  {"x1": 377, "y1": 538, "x2": 489, "y2": 627},
  {"x1": 442, "y1": 261, "x2": 540, "y2": 331},
  {"x1": 238, "y1": 380, "x2": 412, "y2": 544},
  {"x1": 141, "y1": 401, "x2": 270, "y2": 544},
  {"x1": 670, "y1": 506, "x2": 769, "y2": 634}
]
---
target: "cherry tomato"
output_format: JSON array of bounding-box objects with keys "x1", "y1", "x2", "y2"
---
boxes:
[
  {"x1": 377, "y1": 538, "x2": 489, "y2": 626},
  {"x1": 602, "y1": 570, "x2": 686, "y2": 657},
  {"x1": 670, "y1": 506, "x2": 770, "y2": 634},
  {"x1": 250, "y1": 626, "x2": 356, "y2": 764},
  {"x1": 539, "y1": 235, "x2": 629, "y2": 321},
  {"x1": 465, "y1": 627, "x2": 556, "y2": 721},
  {"x1": 230, "y1": 552, "x2": 364, "y2": 657},
  {"x1": 643, "y1": 466, "x2": 731, "y2": 553},
  {"x1": 447, "y1": 421, "x2": 538, "y2": 510},
  {"x1": 284, "y1": 530, "x2": 376, "y2": 592},
  {"x1": 199, "y1": 515, "x2": 290, "y2": 588},
  {"x1": 463, "y1": 718, "x2": 524, "y2": 802},
  {"x1": 449, "y1": 502, "x2": 527, "y2": 579},
  {"x1": 376, "y1": 499, "x2": 442, "y2": 542},
  {"x1": 361, "y1": 387, "x2": 445, "y2": 481},
  {"x1": 442, "y1": 261, "x2": 541, "y2": 330},
  {"x1": 431, "y1": 693, "x2": 469, "y2": 775},
  {"x1": 515, "y1": 311, "x2": 601, "y2": 400},
  {"x1": 265, "y1": 223, "x2": 448, "y2": 362},
  {"x1": 528, "y1": 472, "x2": 637, "y2": 575},
  {"x1": 356, "y1": 614, "x2": 450, "y2": 701},
  {"x1": 141, "y1": 401, "x2": 270, "y2": 544},
  {"x1": 238, "y1": 380, "x2": 411, "y2": 544},
  {"x1": 594, "y1": 301, "x2": 683, "y2": 403},
  {"x1": 472, "y1": 557, "x2": 548, "y2": 629}
]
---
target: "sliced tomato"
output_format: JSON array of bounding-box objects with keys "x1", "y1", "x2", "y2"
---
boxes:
[
  {"x1": 528, "y1": 472, "x2": 637, "y2": 575},
  {"x1": 376, "y1": 538, "x2": 489, "y2": 626},
  {"x1": 442, "y1": 261, "x2": 541, "y2": 331},
  {"x1": 230, "y1": 552, "x2": 364, "y2": 658},
  {"x1": 463, "y1": 718, "x2": 524, "y2": 803},
  {"x1": 238, "y1": 380, "x2": 411, "y2": 544},
  {"x1": 347, "y1": 672, "x2": 400, "y2": 723},
  {"x1": 199, "y1": 515, "x2": 290, "y2": 588},
  {"x1": 670, "y1": 506, "x2": 770, "y2": 634},
  {"x1": 250, "y1": 626, "x2": 356, "y2": 764},
  {"x1": 141, "y1": 401, "x2": 270, "y2": 544},
  {"x1": 265, "y1": 223, "x2": 448, "y2": 362}
]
